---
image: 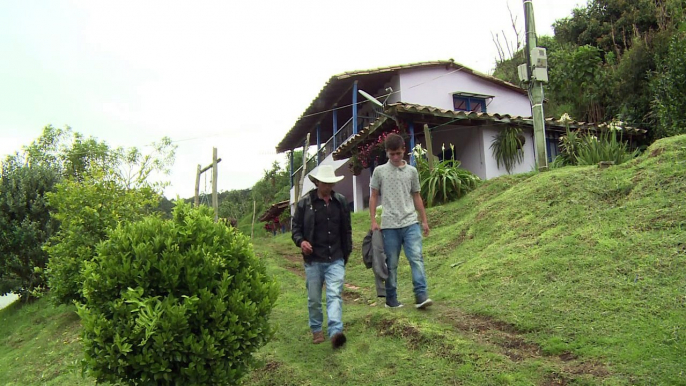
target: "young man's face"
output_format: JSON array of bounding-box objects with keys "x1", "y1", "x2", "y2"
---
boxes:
[{"x1": 386, "y1": 147, "x2": 405, "y2": 166}]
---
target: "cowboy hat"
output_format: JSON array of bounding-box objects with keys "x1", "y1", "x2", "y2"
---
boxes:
[{"x1": 308, "y1": 165, "x2": 344, "y2": 184}]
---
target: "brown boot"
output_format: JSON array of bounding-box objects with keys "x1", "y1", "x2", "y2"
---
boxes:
[{"x1": 312, "y1": 331, "x2": 325, "y2": 344}]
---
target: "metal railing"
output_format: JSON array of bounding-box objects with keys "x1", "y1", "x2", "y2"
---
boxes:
[{"x1": 290, "y1": 112, "x2": 381, "y2": 188}]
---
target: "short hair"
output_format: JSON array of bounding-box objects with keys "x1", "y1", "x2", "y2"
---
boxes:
[{"x1": 384, "y1": 133, "x2": 405, "y2": 151}]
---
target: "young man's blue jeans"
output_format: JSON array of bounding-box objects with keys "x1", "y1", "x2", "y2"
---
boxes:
[
  {"x1": 382, "y1": 223, "x2": 428, "y2": 301},
  {"x1": 304, "y1": 259, "x2": 345, "y2": 338}
]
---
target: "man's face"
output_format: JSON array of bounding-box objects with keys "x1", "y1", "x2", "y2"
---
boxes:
[
  {"x1": 316, "y1": 181, "x2": 335, "y2": 196},
  {"x1": 386, "y1": 147, "x2": 405, "y2": 166}
]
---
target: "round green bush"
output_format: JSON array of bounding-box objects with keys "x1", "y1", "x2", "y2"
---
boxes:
[{"x1": 77, "y1": 202, "x2": 279, "y2": 385}]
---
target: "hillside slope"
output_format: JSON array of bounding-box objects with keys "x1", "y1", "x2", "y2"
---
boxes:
[
  {"x1": 251, "y1": 135, "x2": 685, "y2": 385},
  {"x1": 1, "y1": 136, "x2": 684, "y2": 385}
]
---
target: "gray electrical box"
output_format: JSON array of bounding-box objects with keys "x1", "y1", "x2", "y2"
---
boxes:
[
  {"x1": 532, "y1": 67, "x2": 548, "y2": 83},
  {"x1": 517, "y1": 63, "x2": 529, "y2": 82},
  {"x1": 531, "y1": 47, "x2": 548, "y2": 68}
]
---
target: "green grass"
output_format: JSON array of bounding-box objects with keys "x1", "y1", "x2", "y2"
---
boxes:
[
  {"x1": 0, "y1": 299, "x2": 94, "y2": 385},
  {"x1": 2, "y1": 135, "x2": 685, "y2": 385}
]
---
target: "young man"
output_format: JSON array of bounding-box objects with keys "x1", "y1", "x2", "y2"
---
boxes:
[
  {"x1": 369, "y1": 133, "x2": 433, "y2": 309},
  {"x1": 291, "y1": 165, "x2": 352, "y2": 349}
]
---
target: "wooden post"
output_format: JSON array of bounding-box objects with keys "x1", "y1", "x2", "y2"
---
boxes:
[
  {"x1": 212, "y1": 147, "x2": 218, "y2": 222},
  {"x1": 251, "y1": 200, "x2": 256, "y2": 240},
  {"x1": 193, "y1": 154, "x2": 222, "y2": 209},
  {"x1": 423, "y1": 124, "x2": 435, "y2": 171},
  {"x1": 194, "y1": 164, "x2": 201, "y2": 207}
]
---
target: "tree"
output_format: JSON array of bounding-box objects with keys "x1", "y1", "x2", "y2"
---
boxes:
[
  {"x1": 45, "y1": 173, "x2": 159, "y2": 305},
  {"x1": 45, "y1": 135, "x2": 176, "y2": 305},
  {"x1": 0, "y1": 157, "x2": 61, "y2": 300},
  {"x1": 651, "y1": 31, "x2": 686, "y2": 138}
]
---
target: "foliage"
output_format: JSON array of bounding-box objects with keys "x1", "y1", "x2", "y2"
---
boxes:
[
  {"x1": 44, "y1": 133, "x2": 175, "y2": 305},
  {"x1": 575, "y1": 126, "x2": 641, "y2": 165},
  {"x1": 553, "y1": 115, "x2": 639, "y2": 167},
  {"x1": 0, "y1": 158, "x2": 61, "y2": 300},
  {"x1": 45, "y1": 172, "x2": 159, "y2": 305},
  {"x1": 493, "y1": 0, "x2": 686, "y2": 138},
  {"x1": 218, "y1": 189, "x2": 252, "y2": 221},
  {"x1": 413, "y1": 144, "x2": 480, "y2": 207},
  {"x1": 490, "y1": 127, "x2": 525, "y2": 174},
  {"x1": 77, "y1": 202, "x2": 279, "y2": 386},
  {"x1": 351, "y1": 129, "x2": 400, "y2": 169},
  {"x1": 651, "y1": 31, "x2": 686, "y2": 138}
]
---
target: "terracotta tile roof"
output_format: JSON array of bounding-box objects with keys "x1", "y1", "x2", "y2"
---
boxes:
[
  {"x1": 331, "y1": 102, "x2": 645, "y2": 160},
  {"x1": 276, "y1": 59, "x2": 526, "y2": 153}
]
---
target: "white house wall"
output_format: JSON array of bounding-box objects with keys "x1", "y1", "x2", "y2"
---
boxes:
[
  {"x1": 291, "y1": 154, "x2": 371, "y2": 213},
  {"x1": 430, "y1": 126, "x2": 487, "y2": 179},
  {"x1": 481, "y1": 126, "x2": 536, "y2": 178},
  {"x1": 398, "y1": 67, "x2": 531, "y2": 116}
]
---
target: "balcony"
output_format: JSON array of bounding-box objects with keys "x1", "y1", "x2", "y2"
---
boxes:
[{"x1": 290, "y1": 112, "x2": 380, "y2": 187}]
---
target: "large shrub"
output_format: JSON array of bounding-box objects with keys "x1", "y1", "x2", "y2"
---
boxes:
[
  {"x1": 0, "y1": 159, "x2": 60, "y2": 299},
  {"x1": 77, "y1": 202, "x2": 279, "y2": 386},
  {"x1": 45, "y1": 175, "x2": 158, "y2": 305}
]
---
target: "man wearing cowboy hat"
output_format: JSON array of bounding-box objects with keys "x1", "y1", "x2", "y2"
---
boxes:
[{"x1": 291, "y1": 164, "x2": 352, "y2": 349}]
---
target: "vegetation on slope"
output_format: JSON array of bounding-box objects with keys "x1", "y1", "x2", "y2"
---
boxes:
[{"x1": 1, "y1": 135, "x2": 684, "y2": 385}]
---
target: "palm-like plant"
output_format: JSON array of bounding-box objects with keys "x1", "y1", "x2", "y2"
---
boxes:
[
  {"x1": 413, "y1": 144, "x2": 480, "y2": 207},
  {"x1": 490, "y1": 127, "x2": 525, "y2": 174}
]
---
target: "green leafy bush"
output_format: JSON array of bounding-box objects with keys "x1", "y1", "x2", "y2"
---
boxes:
[
  {"x1": 77, "y1": 202, "x2": 279, "y2": 386},
  {"x1": 45, "y1": 174, "x2": 158, "y2": 305},
  {"x1": 413, "y1": 145, "x2": 480, "y2": 207},
  {"x1": 0, "y1": 159, "x2": 60, "y2": 299}
]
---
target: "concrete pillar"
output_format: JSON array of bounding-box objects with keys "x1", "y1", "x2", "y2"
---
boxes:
[{"x1": 352, "y1": 174, "x2": 364, "y2": 213}]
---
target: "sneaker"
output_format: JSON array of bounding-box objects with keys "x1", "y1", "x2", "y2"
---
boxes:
[
  {"x1": 331, "y1": 332, "x2": 347, "y2": 349},
  {"x1": 312, "y1": 331, "x2": 325, "y2": 344},
  {"x1": 385, "y1": 299, "x2": 404, "y2": 308},
  {"x1": 415, "y1": 294, "x2": 433, "y2": 309}
]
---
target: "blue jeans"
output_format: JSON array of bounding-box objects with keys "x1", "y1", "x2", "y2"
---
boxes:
[
  {"x1": 304, "y1": 259, "x2": 345, "y2": 337},
  {"x1": 382, "y1": 223, "x2": 428, "y2": 301}
]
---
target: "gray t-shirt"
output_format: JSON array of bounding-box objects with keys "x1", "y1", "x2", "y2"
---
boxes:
[{"x1": 370, "y1": 161, "x2": 421, "y2": 229}]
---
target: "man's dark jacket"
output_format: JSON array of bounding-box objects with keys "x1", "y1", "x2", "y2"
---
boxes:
[{"x1": 291, "y1": 189, "x2": 353, "y2": 264}]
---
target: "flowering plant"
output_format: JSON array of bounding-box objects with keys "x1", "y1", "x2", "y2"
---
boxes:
[{"x1": 354, "y1": 128, "x2": 401, "y2": 168}]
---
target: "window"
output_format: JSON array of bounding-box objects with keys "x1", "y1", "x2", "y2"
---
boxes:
[{"x1": 453, "y1": 95, "x2": 487, "y2": 113}]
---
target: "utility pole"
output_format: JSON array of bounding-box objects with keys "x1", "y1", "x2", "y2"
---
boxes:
[
  {"x1": 193, "y1": 148, "x2": 222, "y2": 221},
  {"x1": 522, "y1": 0, "x2": 549, "y2": 171}
]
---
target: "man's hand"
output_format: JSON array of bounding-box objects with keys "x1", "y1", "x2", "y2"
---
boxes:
[
  {"x1": 301, "y1": 240, "x2": 313, "y2": 255},
  {"x1": 421, "y1": 222, "x2": 430, "y2": 237},
  {"x1": 371, "y1": 220, "x2": 380, "y2": 232}
]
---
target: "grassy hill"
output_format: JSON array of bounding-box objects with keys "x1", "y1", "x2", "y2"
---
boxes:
[{"x1": 1, "y1": 135, "x2": 684, "y2": 385}]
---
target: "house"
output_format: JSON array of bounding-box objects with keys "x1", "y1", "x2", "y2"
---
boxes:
[{"x1": 276, "y1": 59, "x2": 620, "y2": 213}]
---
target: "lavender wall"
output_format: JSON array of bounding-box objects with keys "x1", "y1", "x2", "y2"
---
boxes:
[{"x1": 398, "y1": 67, "x2": 531, "y2": 116}]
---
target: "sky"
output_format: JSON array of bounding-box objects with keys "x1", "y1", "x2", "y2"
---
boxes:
[{"x1": 0, "y1": 0, "x2": 587, "y2": 199}]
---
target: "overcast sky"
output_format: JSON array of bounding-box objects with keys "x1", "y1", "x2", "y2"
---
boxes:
[{"x1": 0, "y1": 0, "x2": 586, "y2": 199}]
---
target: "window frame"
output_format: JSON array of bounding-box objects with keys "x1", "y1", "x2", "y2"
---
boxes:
[{"x1": 452, "y1": 94, "x2": 488, "y2": 113}]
